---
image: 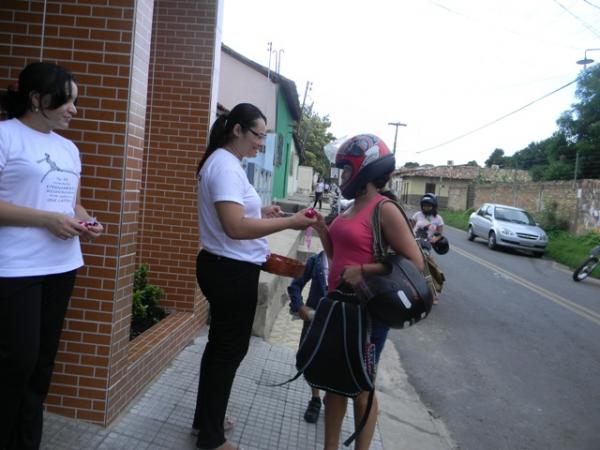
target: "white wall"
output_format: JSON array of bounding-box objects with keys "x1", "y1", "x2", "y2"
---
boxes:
[
  {"x1": 297, "y1": 165, "x2": 314, "y2": 194},
  {"x1": 218, "y1": 51, "x2": 277, "y2": 129}
]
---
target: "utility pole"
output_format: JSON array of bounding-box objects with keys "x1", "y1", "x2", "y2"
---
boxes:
[
  {"x1": 300, "y1": 81, "x2": 313, "y2": 113},
  {"x1": 573, "y1": 150, "x2": 580, "y2": 188},
  {"x1": 387, "y1": 121, "x2": 407, "y2": 154}
]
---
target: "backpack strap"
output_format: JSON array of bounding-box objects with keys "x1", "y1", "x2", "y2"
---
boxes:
[
  {"x1": 371, "y1": 199, "x2": 437, "y2": 294},
  {"x1": 343, "y1": 389, "x2": 375, "y2": 447}
]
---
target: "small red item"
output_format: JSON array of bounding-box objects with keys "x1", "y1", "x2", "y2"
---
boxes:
[{"x1": 305, "y1": 208, "x2": 317, "y2": 218}]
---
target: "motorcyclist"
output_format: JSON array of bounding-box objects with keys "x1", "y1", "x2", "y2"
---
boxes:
[{"x1": 412, "y1": 194, "x2": 447, "y2": 253}]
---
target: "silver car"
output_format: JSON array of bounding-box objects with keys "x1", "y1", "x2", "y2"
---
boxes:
[{"x1": 467, "y1": 203, "x2": 548, "y2": 257}]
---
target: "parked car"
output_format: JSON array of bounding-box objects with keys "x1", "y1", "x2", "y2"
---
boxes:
[{"x1": 467, "y1": 203, "x2": 548, "y2": 257}]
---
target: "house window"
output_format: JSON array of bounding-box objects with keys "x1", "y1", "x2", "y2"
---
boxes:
[{"x1": 425, "y1": 183, "x2": 436, "y2": 194}]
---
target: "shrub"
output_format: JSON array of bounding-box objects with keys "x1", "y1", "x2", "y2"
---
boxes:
[
  {"x1": 131, "y1": 264, "x2": 167, "y2": 340},
  {"x1": 535, "y1": 201, "x2": 570, "y2": 232}
]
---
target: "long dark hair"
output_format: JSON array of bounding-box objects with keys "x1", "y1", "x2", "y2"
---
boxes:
[
  {"x1": 196, "y1": 103, "x2": 267, "y2": 175},
  {"x1": 0, "y1": 62, "x2": 76, "y2": 119}
]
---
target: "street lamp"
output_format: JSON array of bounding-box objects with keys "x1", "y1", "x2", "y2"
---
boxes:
[
  {"x1": 387, "y1": 121, "x2": 407, "y2": 155},
  {"x1": 576, "y1": 48, "x2": 600, "y2": 69}
]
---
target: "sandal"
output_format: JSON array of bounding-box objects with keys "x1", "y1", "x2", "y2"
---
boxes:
[{"x1": 191, "y1": 416, "x2": 236, "y2": 436}]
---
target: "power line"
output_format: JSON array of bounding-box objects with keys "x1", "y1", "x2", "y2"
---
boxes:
[
  {"x1": 552, "y1": 0, "x2": 600, "y2": 38},
  {"x1": 416, "y1": 77, "x2": 580, "y2": 154},
  {"x1": 428, "y1": 0, "x2": 587, "y2": 51},
  {"x1": 582, "y1": 0, "x2": 600, "y2": 11}
]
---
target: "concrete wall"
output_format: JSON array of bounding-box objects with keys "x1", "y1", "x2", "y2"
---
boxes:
[
  {"x1": 297, "y1": 165, "x2": 313, "y2": 194},
  {"x1": 579, "y1": 179, "x2": 600, "y2": 234},
  {"x1": 218, "y1": 50, "x2": 277, "y2": 129}
]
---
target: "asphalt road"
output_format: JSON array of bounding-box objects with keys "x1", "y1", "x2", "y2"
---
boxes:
[{"x1": 389, "y1": 225, "x2": 600, "y2": 450}]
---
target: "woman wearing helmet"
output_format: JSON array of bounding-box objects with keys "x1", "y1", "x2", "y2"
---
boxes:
[
  {"x1": 311, "y1": 134, "x2": 424, "y2": 450},
  {"x1": 412, "y1": 193, "x2": 447, "y2": 252}
]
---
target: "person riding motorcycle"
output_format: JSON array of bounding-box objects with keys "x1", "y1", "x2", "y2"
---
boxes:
[{"x1": 412, "y1": 193, "x2": 449, "y2": 255}]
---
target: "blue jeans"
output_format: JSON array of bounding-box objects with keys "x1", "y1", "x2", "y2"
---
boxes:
[{"x1": 370, "y1": 320, "x2": 389, "y2": 364}]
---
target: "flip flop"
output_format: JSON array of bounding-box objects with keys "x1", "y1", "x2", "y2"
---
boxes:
[{"x1": 191, "y1": 416, "x2": 236, "y2": 436}]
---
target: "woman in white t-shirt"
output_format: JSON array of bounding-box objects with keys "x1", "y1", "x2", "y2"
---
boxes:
[
  {"x1": 192, "y1": 103, "x2": 315, "y2": 450},
  {"x1": 0, "y1": 62, "x2": 103, "y2": 450}
]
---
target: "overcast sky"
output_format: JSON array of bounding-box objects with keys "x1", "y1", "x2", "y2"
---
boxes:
[{"x1": 221, "y1": 0, "x2": 600, "y2": 167}]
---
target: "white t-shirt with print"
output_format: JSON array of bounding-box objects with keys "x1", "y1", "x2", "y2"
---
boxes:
[
  {"x1": 0, "y1": 118, "x2": 84, "y2": 277},
  {"x1": 197, "y1": 148, "x2": 269, "y2": 264},
  {"x1": 412, "y1": 211, "x2": 444, "y2": 239}
]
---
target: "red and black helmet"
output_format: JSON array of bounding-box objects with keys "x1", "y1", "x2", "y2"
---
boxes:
[{"x1": 335, "y1": 134, "x2": 395, "y2": 199}]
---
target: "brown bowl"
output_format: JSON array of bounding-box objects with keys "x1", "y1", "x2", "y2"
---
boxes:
[{"x1": 262, "y1": 253, "x2": 305, "y2": 278}]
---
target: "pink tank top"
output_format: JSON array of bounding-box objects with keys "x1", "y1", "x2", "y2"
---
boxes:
[{"x1": 327, "y1": 194, "x2": 386, "y2": 291}]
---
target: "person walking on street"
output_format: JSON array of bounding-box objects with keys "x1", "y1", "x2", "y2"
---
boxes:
[
  {"x1": 193, "y1": 103, "x2": 315, "y2": 450},
  {"x1": 313, "y1": 178, "x2": 325, "y2": 210},
  {"x1": 0, "y1": 62, "x2": 104, "y2": 450},
  {"x1": 287, "y1": 250, "x2": 329, "y2": 423}
]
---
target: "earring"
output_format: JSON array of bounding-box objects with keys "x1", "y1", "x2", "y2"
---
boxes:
[{"x1": 34, "y1": 107, "x2": 39, "y2": 112}]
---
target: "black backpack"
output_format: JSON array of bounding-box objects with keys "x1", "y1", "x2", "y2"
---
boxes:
[
  {"x1": 296, "y1": 289, "x2": 376, "y2": 397},
  {"x1": 294, "y1": 288, "x2": 376, "y2": 447}
]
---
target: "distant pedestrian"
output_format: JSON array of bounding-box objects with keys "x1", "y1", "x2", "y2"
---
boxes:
[
  {"x1": 0, "y1": 62, "x2": 104, "y2": 450},
  {"x1": 192, "y1": 103, "x2": 316, "y2": 450},
  {"x1": 287, "y1": 250, "x2": 329, "y2": 423},
  {"x1": 313, "y1": 178, "x2": 325, "y2": 210}
]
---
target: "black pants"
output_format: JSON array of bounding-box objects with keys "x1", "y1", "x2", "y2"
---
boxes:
[
  {"x1": 0, "y1": 270, "x2": 77, "y2": 450},
  {"x1": 313, "y1": 192, "x2": 323, "y2": 209},
  {"x1": 193, "y1": 251, "x2": 260, "y2": 449}
]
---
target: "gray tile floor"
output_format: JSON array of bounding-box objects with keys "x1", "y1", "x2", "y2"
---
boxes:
[{"x1": 41, "y1": 333, "x2": 384, "y2": 449}]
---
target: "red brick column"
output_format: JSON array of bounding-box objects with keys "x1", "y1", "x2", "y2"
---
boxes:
[
  {"x1": 0, "y1": 0, "x2": 218, "y2": 425},
  {"x1": 139, "y1": 0, "x2": 217, "y2": 314}
]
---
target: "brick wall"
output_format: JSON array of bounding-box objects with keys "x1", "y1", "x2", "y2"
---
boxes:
[
  {"x1": 0, "y1": 0, "x2": 217, "y2": 426},
  {"x1": 472, "y1": 179, "x2": 600, "y2": 234},
  {"x1": 138, "y1": 0, "x2": 216, "y2": 314}
]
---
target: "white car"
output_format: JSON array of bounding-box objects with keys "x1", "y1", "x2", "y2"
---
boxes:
[{"x1": 467, "y1": 203, "x2": 548, "y2": 257}]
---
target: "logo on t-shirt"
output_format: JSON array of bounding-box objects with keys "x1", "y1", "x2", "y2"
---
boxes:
[{"x1": 37, "y1": 153, "x2": 78, "y2": 183}]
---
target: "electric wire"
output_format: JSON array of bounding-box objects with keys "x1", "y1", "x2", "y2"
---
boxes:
[
  {"x1": 416, "y1": 77, "x2": 580, "y2": 154},
  {"x1": 552, "y1": 0, "x2": 600, "y2": 38},
  {"x1": 582, "y1": 0, "x2": 600, "y2": 11}
]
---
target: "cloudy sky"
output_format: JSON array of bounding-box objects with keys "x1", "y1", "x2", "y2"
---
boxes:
[{"x1": 221, "y1": 0, "x2": 600, "y2": 167}]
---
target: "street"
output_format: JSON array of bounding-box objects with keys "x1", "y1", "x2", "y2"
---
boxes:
[{"x1": 389, "y1": 226, "x2": 600, "y2": 450}]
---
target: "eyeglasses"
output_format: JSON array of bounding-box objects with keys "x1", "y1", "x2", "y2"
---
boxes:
[{"x1": 248, "y1": 129, "x2": 268, "y2": 140}]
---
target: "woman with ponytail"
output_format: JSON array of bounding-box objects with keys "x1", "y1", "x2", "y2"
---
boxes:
[
  {"x1": 192, "y1": 103, "x2": 316, "y2": 450},
  {"x1": 0, "y1": 62, "x2": 103, "y2": 450}
]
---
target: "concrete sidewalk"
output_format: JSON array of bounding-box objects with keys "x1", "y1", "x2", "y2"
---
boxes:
[{"x1": 40, "y1": 194, "x2": 455, "y2": 449}]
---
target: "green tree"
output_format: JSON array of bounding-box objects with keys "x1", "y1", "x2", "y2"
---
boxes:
[
  {"x1": 466, "y1": 160, "x2": 479, "y2": 167},
  {"x1": 484, "y1": 148, "x2": 507, "y2": 168},
  {"x1": 556, "y1": 65, "x2": 600, "y2": 179},
  {"x1": 295, "y1": 105, "x2": 336, "y2": 178},
  {"x1": 403, "y1": 161, "x2": 420, "y2": 168}
]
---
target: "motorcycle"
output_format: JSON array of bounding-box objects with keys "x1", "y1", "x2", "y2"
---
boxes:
[
  {"x1": 325, "y1": 189, "x2": 353, "y2": 225},
  {"x1": 415, "y1": 224, "x2": 449, "y2": 256},
  {"x1": 572, "y1": 244, "x2": 600, "y2": 282}
]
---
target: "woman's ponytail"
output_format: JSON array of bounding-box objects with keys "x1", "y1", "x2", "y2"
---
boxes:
[{"x1": 195, "y1": 103, "x2": 266, "y2": 176}]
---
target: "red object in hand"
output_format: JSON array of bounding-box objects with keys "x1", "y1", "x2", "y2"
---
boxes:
[{"x1": 305, "y1": 208, "x2": 317, "y2": 218}]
